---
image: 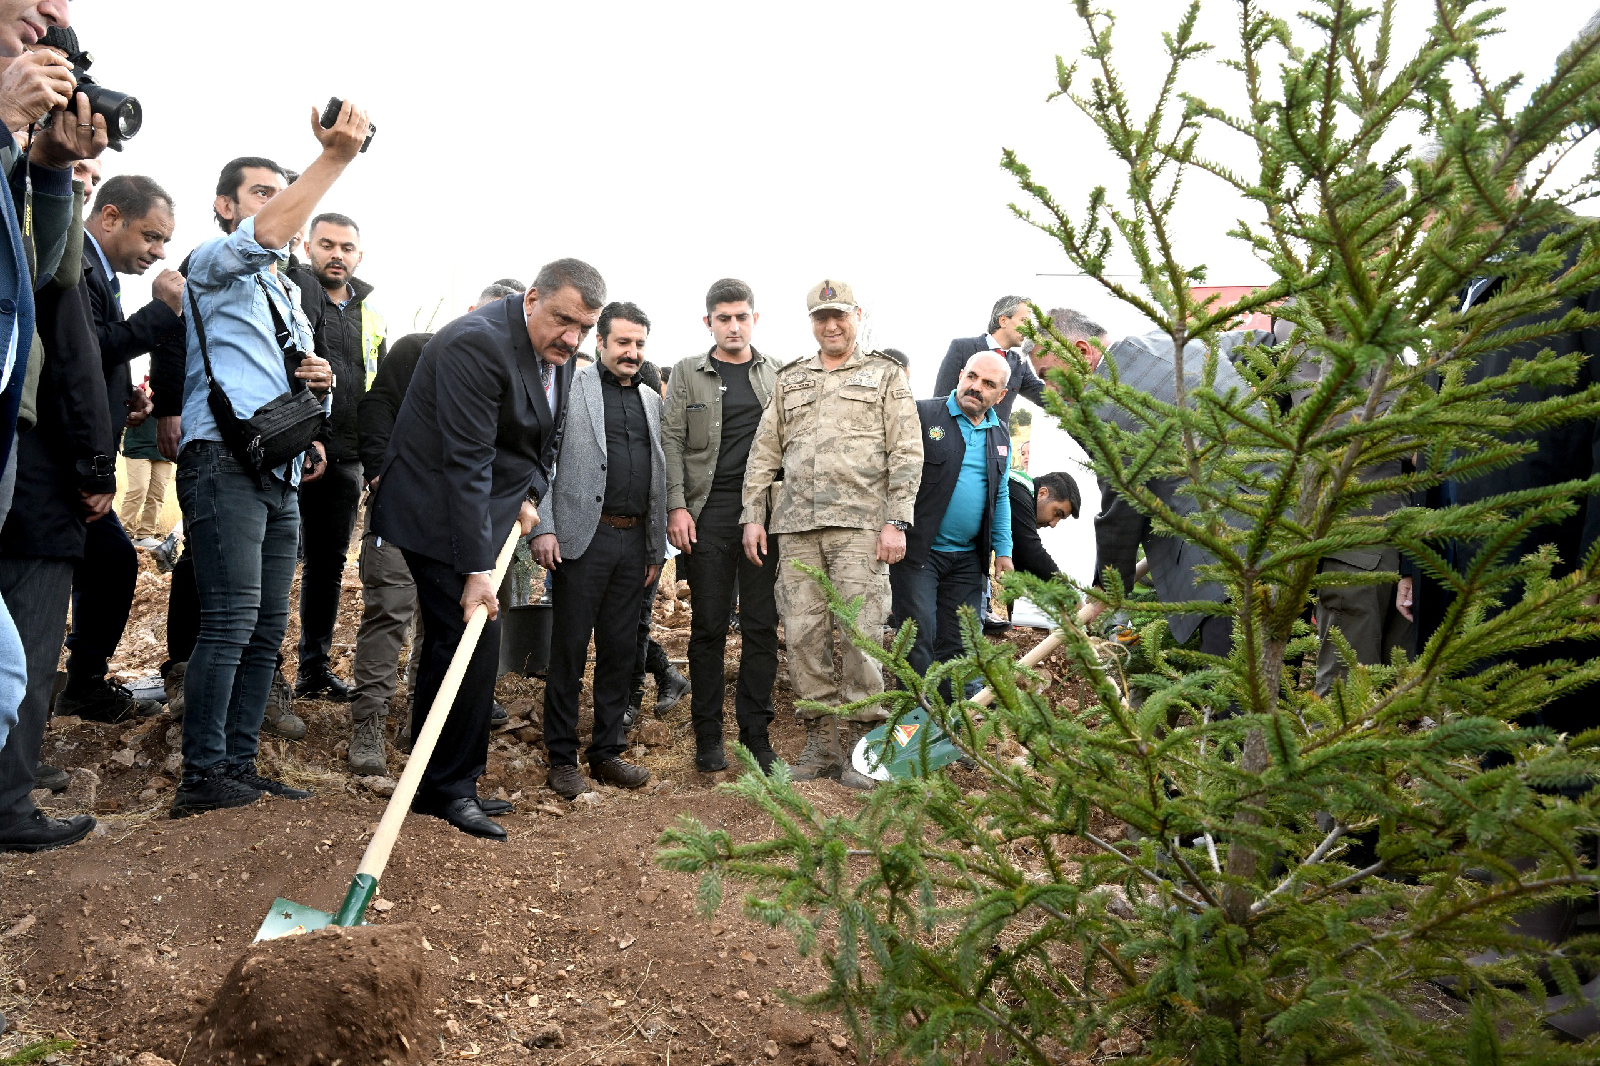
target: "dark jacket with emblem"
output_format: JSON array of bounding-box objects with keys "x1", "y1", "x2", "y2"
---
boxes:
[
  {"x1": 369, "y1": 295, "x2": 572, "y2": 575},
  {"x1": 932, "y1": 336, "x2": 1047, "y2": 427},
  {"x1": 904, "y1": 397, "x2": 1009, "y2": 569}
]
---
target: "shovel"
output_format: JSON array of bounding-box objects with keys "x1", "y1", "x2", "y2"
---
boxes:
[
  {"x1": 254, "y1": 523, "x2": 523, "y2": 941},
  {"x1": 969, "y1": 558, "x2": 1148, "y2": 708}
]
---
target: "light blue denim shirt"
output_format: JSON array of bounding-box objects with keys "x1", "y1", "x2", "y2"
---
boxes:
[
  {"x1": 930, "y1": 391, "x2": 1013, "y2": 556},
  {"x1": 180, "y1": 216, "x2": 326, "y2": 486}
]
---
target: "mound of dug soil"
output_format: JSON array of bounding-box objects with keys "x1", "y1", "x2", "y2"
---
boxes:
[{"x1": 190, "y1": 923, "x2": 440, "y2": 1066}]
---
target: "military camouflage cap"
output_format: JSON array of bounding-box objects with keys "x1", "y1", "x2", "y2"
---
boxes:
[{"x1": 806, "y1": 279, "x2": 857, "y2": 314}]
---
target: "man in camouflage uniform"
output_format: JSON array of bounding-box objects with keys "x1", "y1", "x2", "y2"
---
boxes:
[{"x1": 740, "y1": 279, "x2": 922, "y2": 787}]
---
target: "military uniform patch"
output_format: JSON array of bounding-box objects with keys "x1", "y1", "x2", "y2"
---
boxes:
[
  {"x1": 845, "y1": 369, "x2": 879, "y2": 389},
  {"x1": 928, "y1": 426, "x2": 945, "y2": 440}
]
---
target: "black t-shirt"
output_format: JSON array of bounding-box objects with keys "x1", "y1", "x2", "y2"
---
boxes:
[
  {"x1": 709, "y1": 357, "x2": 762, "y2": 495},
  {"x1": 696, "y1": 357, "x2": 763, "y2": 538}
]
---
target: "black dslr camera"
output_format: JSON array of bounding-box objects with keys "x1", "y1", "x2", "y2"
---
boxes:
[
  {"x1": 70, "y1": 50, "x2": 141, "y2": 149},
  {"x1": 38, "y1": 46, "x2": 142, "y2": 151}
]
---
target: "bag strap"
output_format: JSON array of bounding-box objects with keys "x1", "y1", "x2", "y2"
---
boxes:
[{"x1": 254, "y1": 274, "x2": 308, "y2": 393}]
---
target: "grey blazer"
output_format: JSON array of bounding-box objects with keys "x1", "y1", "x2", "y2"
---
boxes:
[
  {"x1": 1092, "y1": 330, "x2": 1264, "y2": 643},
  {"x1": 529, "y1": 364, "x2": 668, "y2": 564}
]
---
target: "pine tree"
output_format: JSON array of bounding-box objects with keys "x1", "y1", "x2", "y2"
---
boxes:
[{"x1": 660, "y1": 2, "x2": 1600, "y2": 1061}]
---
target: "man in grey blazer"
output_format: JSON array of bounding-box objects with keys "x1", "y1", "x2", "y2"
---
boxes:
[
  {"x1": 531, "y1": 302, "x2": 667, "y2": 799},
  {"x1": 1076, "y1": 316, "x2": 1266, "y2": 656}
]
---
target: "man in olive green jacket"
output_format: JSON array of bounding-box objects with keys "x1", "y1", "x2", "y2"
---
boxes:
[{"x1": 660, "y1": 279, "x2": 780, "y2": 774}]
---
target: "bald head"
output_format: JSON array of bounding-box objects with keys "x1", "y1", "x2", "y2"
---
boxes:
[{"x1": 955, "y1": 351, "x2": 1010, "y2": 422}]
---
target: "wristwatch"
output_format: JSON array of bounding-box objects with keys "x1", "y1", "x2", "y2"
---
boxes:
[
  {"x1": 77, "y1": 454, "x2": 116, "y2": 479},
  {"x1": 888, "y1": 520, "x2": 909, "y2": 532}
]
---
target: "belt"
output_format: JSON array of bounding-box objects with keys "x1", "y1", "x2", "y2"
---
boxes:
[{"x1": 598, "y1": 513, "x2": 642, "y2": 529}]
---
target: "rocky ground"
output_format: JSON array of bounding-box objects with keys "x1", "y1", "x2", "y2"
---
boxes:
[{"x1": 0, "y1": 549, "x2": 1100, "y2": 1066}]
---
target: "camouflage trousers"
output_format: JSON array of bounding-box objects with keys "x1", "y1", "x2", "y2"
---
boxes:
[{"x1": 776, "y1": 527, "x2": 889, "y2": 722}]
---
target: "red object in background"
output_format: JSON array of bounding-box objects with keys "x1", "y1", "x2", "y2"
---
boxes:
[{"x1": 1189, "y1": 286, "x2": 1276, "y2": 331}]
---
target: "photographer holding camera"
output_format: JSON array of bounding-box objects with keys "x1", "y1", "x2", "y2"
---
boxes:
[{"x1": 171, "y1": 101, "x2": 372, "y2": 820}]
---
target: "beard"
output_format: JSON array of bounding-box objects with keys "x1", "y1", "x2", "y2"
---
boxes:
[{"x1": 312, "y1": 262, "x2": 351, "y2": 289}]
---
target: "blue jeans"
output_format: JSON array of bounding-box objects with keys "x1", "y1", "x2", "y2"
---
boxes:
[
  {"x1": 0, "y1": 436, "x2": 21, "y2": 753},
  {"x1": 175, "y1": 442, "x2": 299, "y2": 779},
  {"x1": 892, "y1": 548, "x2": 987, "y2": 697}
]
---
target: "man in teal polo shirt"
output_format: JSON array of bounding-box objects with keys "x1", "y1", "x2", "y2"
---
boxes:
[{"x1": 891, "y1": 352, "x2": 1014, "y2": 695}]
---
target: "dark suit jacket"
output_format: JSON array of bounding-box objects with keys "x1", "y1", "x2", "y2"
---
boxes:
[
  {"x1": 902, "y1": 397, "x2": 1009, "y2": 569},
  {"x1": 356, "y1": 331, "x2": 431, "y2": 481},
  {"x1": 370, "y1": 296, "x2": 572, "y2": 574},
  {"x1": 1, "y1": 278, "x2": 116, "y2": 560},
  {"x1": 82, "y1": 244, "x2": 183, "y2": 450},
  {"x1": 931, "y1": 335, "x2": 1046, "y2": 427},
  {"x1": 1007, "y1": 475, "x2": 1061, "y2": 580}
]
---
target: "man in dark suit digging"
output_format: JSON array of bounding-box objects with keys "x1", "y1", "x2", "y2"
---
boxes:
[{"x1": 370, "y1": 258, "x2": 602, "y2": 839}]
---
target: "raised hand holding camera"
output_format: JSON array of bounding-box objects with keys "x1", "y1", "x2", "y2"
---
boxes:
[{"x1": 310, "y1": 97, "x2": 371, "y2": 164}]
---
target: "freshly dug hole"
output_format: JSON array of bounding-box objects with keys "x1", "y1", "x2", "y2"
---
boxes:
[{"x1": 190, "y1": 923, "x2": 439, "y2": 1065}]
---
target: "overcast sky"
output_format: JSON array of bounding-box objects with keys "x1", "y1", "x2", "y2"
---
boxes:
[{"x1": 76, "y1": 0, "x2": 1596, "y2": 583}]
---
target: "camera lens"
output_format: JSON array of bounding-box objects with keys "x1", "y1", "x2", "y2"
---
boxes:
[{"x1": 113, "y1": 96, "x2": 141, "y2": 140}]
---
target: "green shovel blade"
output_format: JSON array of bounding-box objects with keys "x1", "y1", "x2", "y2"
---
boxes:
[
  {"x1": 254, "y1": 897, "x2": 334, "y2": 942},
  {"x1": 253, "y1": 874, "x2": 378, "y2": 942}
]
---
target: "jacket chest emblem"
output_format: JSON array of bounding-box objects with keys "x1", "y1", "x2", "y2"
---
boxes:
[
  {"x1": 928, "y1": 426, "x2": 945, "y2": 441},
  {"x1": 844, "y1": 369, "x2": 879, "y2": 389}
]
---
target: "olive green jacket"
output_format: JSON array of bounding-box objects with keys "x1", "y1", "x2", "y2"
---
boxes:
[{"x1": 661, "y1": 346, "x2": 778, "y2": 519}]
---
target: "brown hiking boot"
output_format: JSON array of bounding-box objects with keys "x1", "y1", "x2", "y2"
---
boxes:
[
  {"x1": 789, "y1": 717, "x2": 844, "y2": 781},
  {"x1": 591, "y1": 757, "x2": 650, "y2": 790},
  {"x1": 547, "y1": 763, "x2": 593, "y2": 800},
  {"x1": 347, "y1": 714, "x2": 387, "y2": 776},
  {"x1": 262, "y1": 670, "x2": 306, "y2": 740},
  {"x1": 164, "y1": 661, "x2": 186, "y2": 721}
]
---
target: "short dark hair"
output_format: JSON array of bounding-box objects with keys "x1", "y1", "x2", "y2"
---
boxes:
[
  {"x1": 1035, "y1": 470, "x2": 1081, "y2": 520},
  {"x1": 213, "y1": 156, "x2": 287, "y2": 233},
  {"x1": 532, "y1": 258, "x2": 606, "y2": 310},
  {"x1": 477, "y1": 278, "x2": 525, "y2": 304},
  {"x1": 881, "y1": 348, "x2": 910, "y2": 368},
  {"x1": 310, "y1": 211, "x2": 360, "y2": 237},
  {"x1": 598, "y1": 301, "x2": 651, "y2": 341},
  {"x1": 705, "y1": 278, "x2": 755, "y2": 315},
  {"x1": 988, "y1": 294, "x2": 1030, "y2": 334},
  {"x1": 92, "y1": 174, "x2": 173, "y2": 222}
]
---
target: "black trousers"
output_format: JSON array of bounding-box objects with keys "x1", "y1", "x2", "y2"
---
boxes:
[
  {"x1": 0, "y1": 556, "x2": 73, "y2": 825},
  {"x1": 543, "y1": 523, "x2": 648, "y2": 767},
  {"x1": 164, "y1": 551, "x2": 200, "y2": 673},
  {"x1": 680, "y1": 524, "x2": 778, "y2": 746},
  {"x1": 630, "y1": 570, "x2": 669, "y2": 694},
  {"x1": 295, "y1": 459, "x2": 363, "y2": 677},
  {"x1": 64, "y1": 510, "x2": 136, "y2": 684},
  {"x1": 403, "y1": 549, "x2": 502, "y2": 803}
]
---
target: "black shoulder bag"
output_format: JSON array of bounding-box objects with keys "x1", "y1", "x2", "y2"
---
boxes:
[{"x1": 187, "y1": 275, "x2": 327, "y2": 483}]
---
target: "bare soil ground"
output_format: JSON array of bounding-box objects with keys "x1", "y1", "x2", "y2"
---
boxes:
[{"x1": 0, "y1": 550, "x2": 1102, "y2": 1065}]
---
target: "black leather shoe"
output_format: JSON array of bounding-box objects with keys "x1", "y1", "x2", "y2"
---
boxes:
[
  {"x1": 171, "y1": 769, "x2": 263, "y2": 818},
  {"x1": 621, "y1": 690, "x2": 642, "y2": 733},
  {"x1": 436, "y1": 797, "x2": 506, "y2": 840},
  {"x1": 0, "y1": 810, "x2": 95, "y2": 852},
  {"x1": 653, "y1": 666, "x2": 690, "y2": 716},
  {"x1": 229, "y1": 768, "x2": 311, "y2": 800},
  {"x1": 695, "y1": 739, "x2": 727, "y2": 773},
  {"x1": 591, "y1": 757, "x2": 650, "y2": 790},
  {"x1": 293, "y1": 667, "x2": 352, "y2": 702},
  {"x1": 491, "y1": 701, "x2": 509, "y2": 723},
  {"x1": 546, "y1": 763, "x2": 593, "y2": 800},
  {"x1": 477, "y1": 796, "x2": 513, "y2": 817},
  {"x1": 36, "y1": 763, "x2": 70, "y2": 792}
]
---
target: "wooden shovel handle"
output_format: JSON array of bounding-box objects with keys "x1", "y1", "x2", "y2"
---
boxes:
[
  {"x1": 355, "y1": 524, "x2": 522, "y2": 881},
  {"x1": 969, "y1": 559, "x2": 1149, "y2": 708}
]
